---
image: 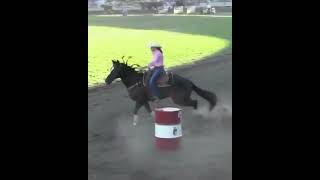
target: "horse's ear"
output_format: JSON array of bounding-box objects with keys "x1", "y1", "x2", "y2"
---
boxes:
[{"x1": 121, "y1": 56, "x2": 125, "y2": 60}]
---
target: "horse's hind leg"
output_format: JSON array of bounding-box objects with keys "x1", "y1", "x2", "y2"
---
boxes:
[
  {"x1": 185, "y1": 98, "x2": 198, "y2": 109},
  {"x1": 182, "y1": 89, "x2": 198, "y2": 109},
  {"x1": 171, "y1": 91, "x2": 197, "y2": 109}
]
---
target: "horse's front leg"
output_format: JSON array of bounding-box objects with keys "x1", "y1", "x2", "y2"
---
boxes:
[
  {"x1": 144, "y1": 102, "x2": 155, "y2": 118},
  {"x1": 133, "y1": 102, "x2": 143, "y2": 126}
]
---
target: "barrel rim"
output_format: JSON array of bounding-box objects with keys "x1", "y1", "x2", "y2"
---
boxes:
[{"x1": 155, "y1": 107, "x2": 181, "y2": 112}]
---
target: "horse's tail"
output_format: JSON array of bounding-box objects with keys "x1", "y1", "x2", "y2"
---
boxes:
[{"x1": 192, "y1": 83, "x2": 217, "y2": 111}]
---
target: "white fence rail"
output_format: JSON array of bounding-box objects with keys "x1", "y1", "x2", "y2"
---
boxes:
[
  {"x1": 174, "y1": 6, "x2": 184, "y2": 14},
  {"x1": 111, "y1": 5, "x2": 142, "y2": 11},
  {"x1": 88, "y1": 0, "x2": 104, "y2": 11},
  {"x1": 186, "y1": 6, "x2": 196, "y2": 14},
  {"x1": 88, "y1": 1, "x2": 232, "y2": 12},
  {"x1": 200, "y1": 2, "x2": 232, "y2": 7}
]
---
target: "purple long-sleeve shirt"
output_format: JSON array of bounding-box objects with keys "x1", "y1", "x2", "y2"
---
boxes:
[{"x1": 148, "y1": 49, "x2": 164, "y2": 67}]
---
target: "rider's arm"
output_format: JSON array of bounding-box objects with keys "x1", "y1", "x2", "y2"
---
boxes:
[{"x1": 148, "y1": 51, "x2": 160, "y2": 67}]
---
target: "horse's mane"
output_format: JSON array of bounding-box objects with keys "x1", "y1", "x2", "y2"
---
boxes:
[{"x1": 112, "y1": 57, "x2": 142, "y2": 74}]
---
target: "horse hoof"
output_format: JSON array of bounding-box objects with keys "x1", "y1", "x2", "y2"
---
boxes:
[
  {"x1": 192, "y1": 109, "x2": 203, "y2": 118},
  {"x1": 133, "y1": 120, "x2": 138, "y2": 126},
  {"x1": 133, "y1": 115, "x2": 138, "y2": 126}
]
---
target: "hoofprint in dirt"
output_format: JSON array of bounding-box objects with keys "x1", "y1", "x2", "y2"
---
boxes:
[{"x1": 88, "y1": 54, "x2": 232, "y2": 180}]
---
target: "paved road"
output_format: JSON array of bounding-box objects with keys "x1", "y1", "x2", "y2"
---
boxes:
[{"x1": 88, "y1": 53, "x2": 232, "y2": 180}]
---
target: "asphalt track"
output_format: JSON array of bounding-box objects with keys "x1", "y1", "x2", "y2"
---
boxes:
[{"x1": 88, "y1": 52, "x2": 232, "y2": 180}]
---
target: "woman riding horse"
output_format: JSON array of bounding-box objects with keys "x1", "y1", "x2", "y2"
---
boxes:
[
  {"x1": 105, "y1": 44, "x2": 217, "y2": 126},
  {"x1": 148, "y1": 42, "x2": 165, "y2": 102}
]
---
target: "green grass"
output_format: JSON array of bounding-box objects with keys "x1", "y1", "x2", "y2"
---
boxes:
[{"x1": 88, "y1": 15, "x2": 232, "y2": 87}]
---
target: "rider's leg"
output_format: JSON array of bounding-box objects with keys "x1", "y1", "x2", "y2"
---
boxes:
[{"x1": 149, "y1": 67, "x2": 163, "y2": 98}]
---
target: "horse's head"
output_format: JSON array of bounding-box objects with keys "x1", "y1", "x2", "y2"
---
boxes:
[
  {"x1": 105, "y1": 57, "x2": 141, "y2": 85},
  {"x1": 105, "y1": 60, "x2": 123, "y2": 85}
]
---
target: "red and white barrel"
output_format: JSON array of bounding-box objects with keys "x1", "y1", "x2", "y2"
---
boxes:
[{"x1": 154, "y1": 107, "x2": 182, "y2": 151}]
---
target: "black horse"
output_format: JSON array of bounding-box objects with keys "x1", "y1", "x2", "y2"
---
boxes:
[{"x1": 105, "y1": 59, "x2": 217, "y2": 125}]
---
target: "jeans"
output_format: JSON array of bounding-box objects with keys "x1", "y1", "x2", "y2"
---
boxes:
[{"x1": 149, "y1": 66, "x2": 164, "y2": 98}]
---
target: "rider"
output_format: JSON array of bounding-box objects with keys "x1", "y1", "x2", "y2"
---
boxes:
[{"x1": 148, "y1": 42, "x2": 165, "y2": 102}]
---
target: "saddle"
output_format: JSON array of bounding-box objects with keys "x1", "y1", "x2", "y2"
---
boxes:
[{"x1": 143, "y1": 69, "x2": 173, "y2": 87}]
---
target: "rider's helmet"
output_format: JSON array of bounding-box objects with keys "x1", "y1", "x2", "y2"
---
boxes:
[{"x1": 149, "y1": 42, "x2": 161, "y2": 48}]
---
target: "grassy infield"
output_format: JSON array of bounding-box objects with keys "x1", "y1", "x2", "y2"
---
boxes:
[{"x1": 88, "y1": 15, "x2": 232, "y2": 87}]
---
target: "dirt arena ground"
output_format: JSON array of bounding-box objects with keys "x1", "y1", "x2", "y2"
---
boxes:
[{"x1": 88, "y1": 52, "x2": 232, "y2": 180}]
